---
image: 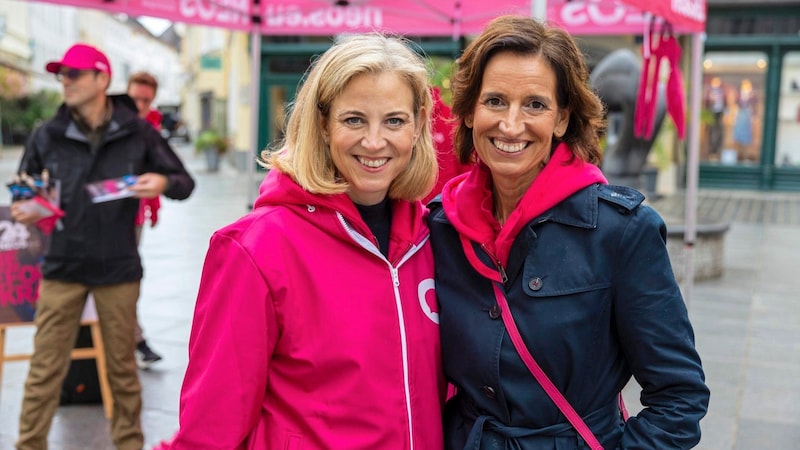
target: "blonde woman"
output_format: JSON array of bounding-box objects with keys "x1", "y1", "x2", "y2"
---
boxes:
[{"x1": 168, "y1": 33, "x2": 444, "y2": 449}]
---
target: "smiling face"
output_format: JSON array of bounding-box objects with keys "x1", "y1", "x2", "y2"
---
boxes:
[
  {"x1": 466, "y1": 51, "x2": 570, "y2": 194},
  {"x1": 323, "y1": 72, "x2": 421, "y2": 206}
]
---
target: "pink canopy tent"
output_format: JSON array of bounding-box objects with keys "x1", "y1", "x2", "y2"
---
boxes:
[
  {"x1": 32, "y1": 0, "x2": 705, "y2": 34},
  {"x1": 32, "y1": 0, "x2": 534, "y2": 36},
  {"x1": 29, "y1": 0, "x2": 707, "y2": 301}
]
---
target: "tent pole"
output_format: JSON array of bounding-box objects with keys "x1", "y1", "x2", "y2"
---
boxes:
[
  {"x1": 247, "y1": 28, "x2": 261, "y2": 210},
  {"x1": 531, "y1": 0, "x2": 547, "y2": 20},
  {"x1": 682, "y1": 31, "x2": 705, "y2": 305}
]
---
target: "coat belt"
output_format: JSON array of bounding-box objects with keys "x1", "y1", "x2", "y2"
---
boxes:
[{"x1": 461, "y1": 398, "x2": 622, "y2": 450}]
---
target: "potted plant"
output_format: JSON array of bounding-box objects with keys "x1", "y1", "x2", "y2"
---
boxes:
[{"x1": 194, "y1": 128, "x2": 230, "y2": 172}]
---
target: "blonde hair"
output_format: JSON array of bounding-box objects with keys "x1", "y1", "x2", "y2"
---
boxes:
[{"x1": 261, "y1": 33, "x2": 437, "y2": 201}]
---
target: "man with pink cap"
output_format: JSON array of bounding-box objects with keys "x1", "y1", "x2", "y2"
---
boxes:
[{"x1": 11, "y1": 43, "x2": 195, "y2": 450}]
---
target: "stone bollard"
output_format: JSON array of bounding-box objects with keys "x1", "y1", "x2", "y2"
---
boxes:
[{"x1": 665, "y1": 222, "x2": 731, "y2": 282}]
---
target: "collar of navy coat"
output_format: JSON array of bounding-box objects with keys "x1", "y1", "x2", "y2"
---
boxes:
[
  {"x1": 536, "y1": 183, "x2": 645, "y2": 229},
  {"x1": 430, "y1": 183, "x2": 644, "y2": 230},
  {"x1": 431, "y1": 183, "x2": 646, "y2": 299}
]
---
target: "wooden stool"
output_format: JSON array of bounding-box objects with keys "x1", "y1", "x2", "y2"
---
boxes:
[{"x1": 0, "y1": 320, "x2": 114, "y2": 419}]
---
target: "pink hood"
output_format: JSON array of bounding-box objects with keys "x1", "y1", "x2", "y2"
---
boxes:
[
  {"x1": 255, "y1": 169, "x2": 429, "y2": 264},
  {"x1": 442, "y1": 142, "x2": 607, "y2": 273}
]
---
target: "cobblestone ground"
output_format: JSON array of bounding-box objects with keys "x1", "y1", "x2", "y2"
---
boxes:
[{"x1": 648, "y1": 190, "x2": 800, "y2": 225}]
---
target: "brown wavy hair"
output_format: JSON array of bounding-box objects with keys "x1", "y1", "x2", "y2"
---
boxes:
[{"x1": 450, "y1": 15, "x2": 606, "y2": 165}]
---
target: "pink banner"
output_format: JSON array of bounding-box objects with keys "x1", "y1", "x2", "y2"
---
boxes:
[
  {"x1": 260, "y1": 0, "x2": 530, "y2": 37},
  {"x1": 34, "y1": 0, "x2": 529, "y2": 36},
  {"x1": 623, "y1": 0, "x2": 705, "y2": 32},
  {"x1": 547, "y1": 0, "x2": 703, "y2": 35},
  {"x1": 32, "y1": 0, "x2": 254, "y2": 31},
  {"x1": 0, "y1": 207, "x2": 47, "y2": 324},
  {"x1": 32, "y1": 0, "x2": 705, "y2": 36}
]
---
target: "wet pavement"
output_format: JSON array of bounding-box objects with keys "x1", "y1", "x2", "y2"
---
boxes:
[{"x1": 1, "y1": 144, "x2": 799, "y2": 449}]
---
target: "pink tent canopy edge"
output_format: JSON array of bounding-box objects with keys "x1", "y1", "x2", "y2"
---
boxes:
[
  {"x1": 622, "y1": 0, "x2": 706, "y2": 32},
  {"x1": 547, "y1": 0, "x2": 706, "y2": 35},
  {"x1": 25, "y1": 1, "x2": 706, "y2": 36},
  {"x1": 30, "y1": 0, "x2": 534, "y2": 36}
]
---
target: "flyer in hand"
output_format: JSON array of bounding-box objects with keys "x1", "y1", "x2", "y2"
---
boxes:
[
  {"x1": 85, "y1": 175, "x2": 138, "y2": 203},
  {"x1": 6, "y1": 171, "x2": 64, "y2": 234}
]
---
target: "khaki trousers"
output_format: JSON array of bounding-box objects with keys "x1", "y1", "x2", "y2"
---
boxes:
[{"x1": 16, "y1": 279, "x2": 143, "y2": 450}]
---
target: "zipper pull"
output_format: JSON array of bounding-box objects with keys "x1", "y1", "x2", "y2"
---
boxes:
[
  {"x1": 480, "y1": 243, "x2": 508, "y2": 284},
  {"x1": 391, "y1": 267, "x2": 400, "y2": 287}
]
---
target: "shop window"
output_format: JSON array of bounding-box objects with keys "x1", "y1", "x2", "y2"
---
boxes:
[
  {"x1": 776, "y1": 52, "x2": 800, "y2": 168},
  {"x1": 700, "y1": 51, "x2": 767, "y2": 165}
]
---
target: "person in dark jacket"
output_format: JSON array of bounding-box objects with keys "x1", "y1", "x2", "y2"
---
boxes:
[
  {"x1": 428, "y1": 16, "x2": 709, "y2": 449},
  {"x1": 10, "y1": 43, "x2": 194, "y2": 450}
]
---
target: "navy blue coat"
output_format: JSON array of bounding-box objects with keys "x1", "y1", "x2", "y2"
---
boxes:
[{"x1": 429, "y1": 184, "x2": 709, "y2": 449}]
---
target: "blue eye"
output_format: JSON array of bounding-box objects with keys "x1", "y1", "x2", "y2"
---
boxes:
[{"x1": 344, "y1": 117, "x2": 364, "y2": 125}]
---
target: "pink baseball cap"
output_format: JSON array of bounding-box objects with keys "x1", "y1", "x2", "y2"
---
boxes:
[{"x1": 45, "y1": 44, "x2": 112, "y2": 76}]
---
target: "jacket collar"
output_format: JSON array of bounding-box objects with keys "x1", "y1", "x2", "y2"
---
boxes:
[
  {"x1": 441, "y1": 142, "x2": 607, "y2": 267},
  {"x1": 532, "y1": 184, "x2": 601, "y2": 230},
  {"x1": 255, "y1": 169, "x2": 429, "y2": 263}
]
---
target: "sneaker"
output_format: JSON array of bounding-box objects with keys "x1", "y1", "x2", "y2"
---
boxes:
[{"x1": 136, "y1": 340, "x2": 163, "y2": 369}]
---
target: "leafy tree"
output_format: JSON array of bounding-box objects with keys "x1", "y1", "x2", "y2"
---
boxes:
[{"x1": 1, "y1": 90, "x2": 62, "y2": 145}]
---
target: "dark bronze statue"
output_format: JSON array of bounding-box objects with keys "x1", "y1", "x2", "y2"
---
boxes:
[{"x1": 590, "y1": 48, "x2": 666, "y2": 192}]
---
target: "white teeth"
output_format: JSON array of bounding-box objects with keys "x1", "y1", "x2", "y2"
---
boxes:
[
  {"x1": 357, "y1": 156, "x2": 388, "y2": 168},
  {"x1": 493, "y1": 140, "x2": 526, "y2": 153}
]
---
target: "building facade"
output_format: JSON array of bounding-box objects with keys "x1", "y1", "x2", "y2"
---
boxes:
[
  {"x1": 699, "y1": 1, "x2": 800, "y2": 190},
  {"x1": 0, "y1": 1, "x2": 182, "y2": 133}
]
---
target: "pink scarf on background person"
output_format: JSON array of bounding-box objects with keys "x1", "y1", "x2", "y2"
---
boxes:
[
  {"x1": 634, "y1": 22, "x2": 686, "y2": 140},
  {"x1": 137, "y1": 108, "x2": 163, "y2": 227}
]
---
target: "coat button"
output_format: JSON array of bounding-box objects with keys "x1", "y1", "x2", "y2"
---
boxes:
[
  {"x1": 528, "y1": 277, "x2": 543, "y2": 291},
  {"x1": 481, "y1": 385, "x2": 496, "y2": 399},
  {"x1": 488, "y1": 304, "x2": 501, "y2": 319}
]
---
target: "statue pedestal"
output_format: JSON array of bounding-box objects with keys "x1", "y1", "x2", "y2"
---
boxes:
[{"x1": 664, "y1": 221, "x2": 731, "y2": 282}]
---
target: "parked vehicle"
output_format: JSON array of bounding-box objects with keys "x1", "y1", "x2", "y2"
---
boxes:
[{"x1": 160, "y1": 111, "x2": 191, "y2": 143}]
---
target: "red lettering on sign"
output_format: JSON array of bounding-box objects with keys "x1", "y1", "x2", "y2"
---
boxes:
[{"x1": 0, "y1": 250, "x2": 41, "y2": 308}]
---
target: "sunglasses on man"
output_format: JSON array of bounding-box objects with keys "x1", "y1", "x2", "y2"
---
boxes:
[{"x1": 56, "y1": 68, "x2": 99, "y2": 82}]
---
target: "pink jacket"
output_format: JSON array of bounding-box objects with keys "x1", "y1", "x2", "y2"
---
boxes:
[{"x1": 168, "y1": 169, "x2": 446, "y2": 449}]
